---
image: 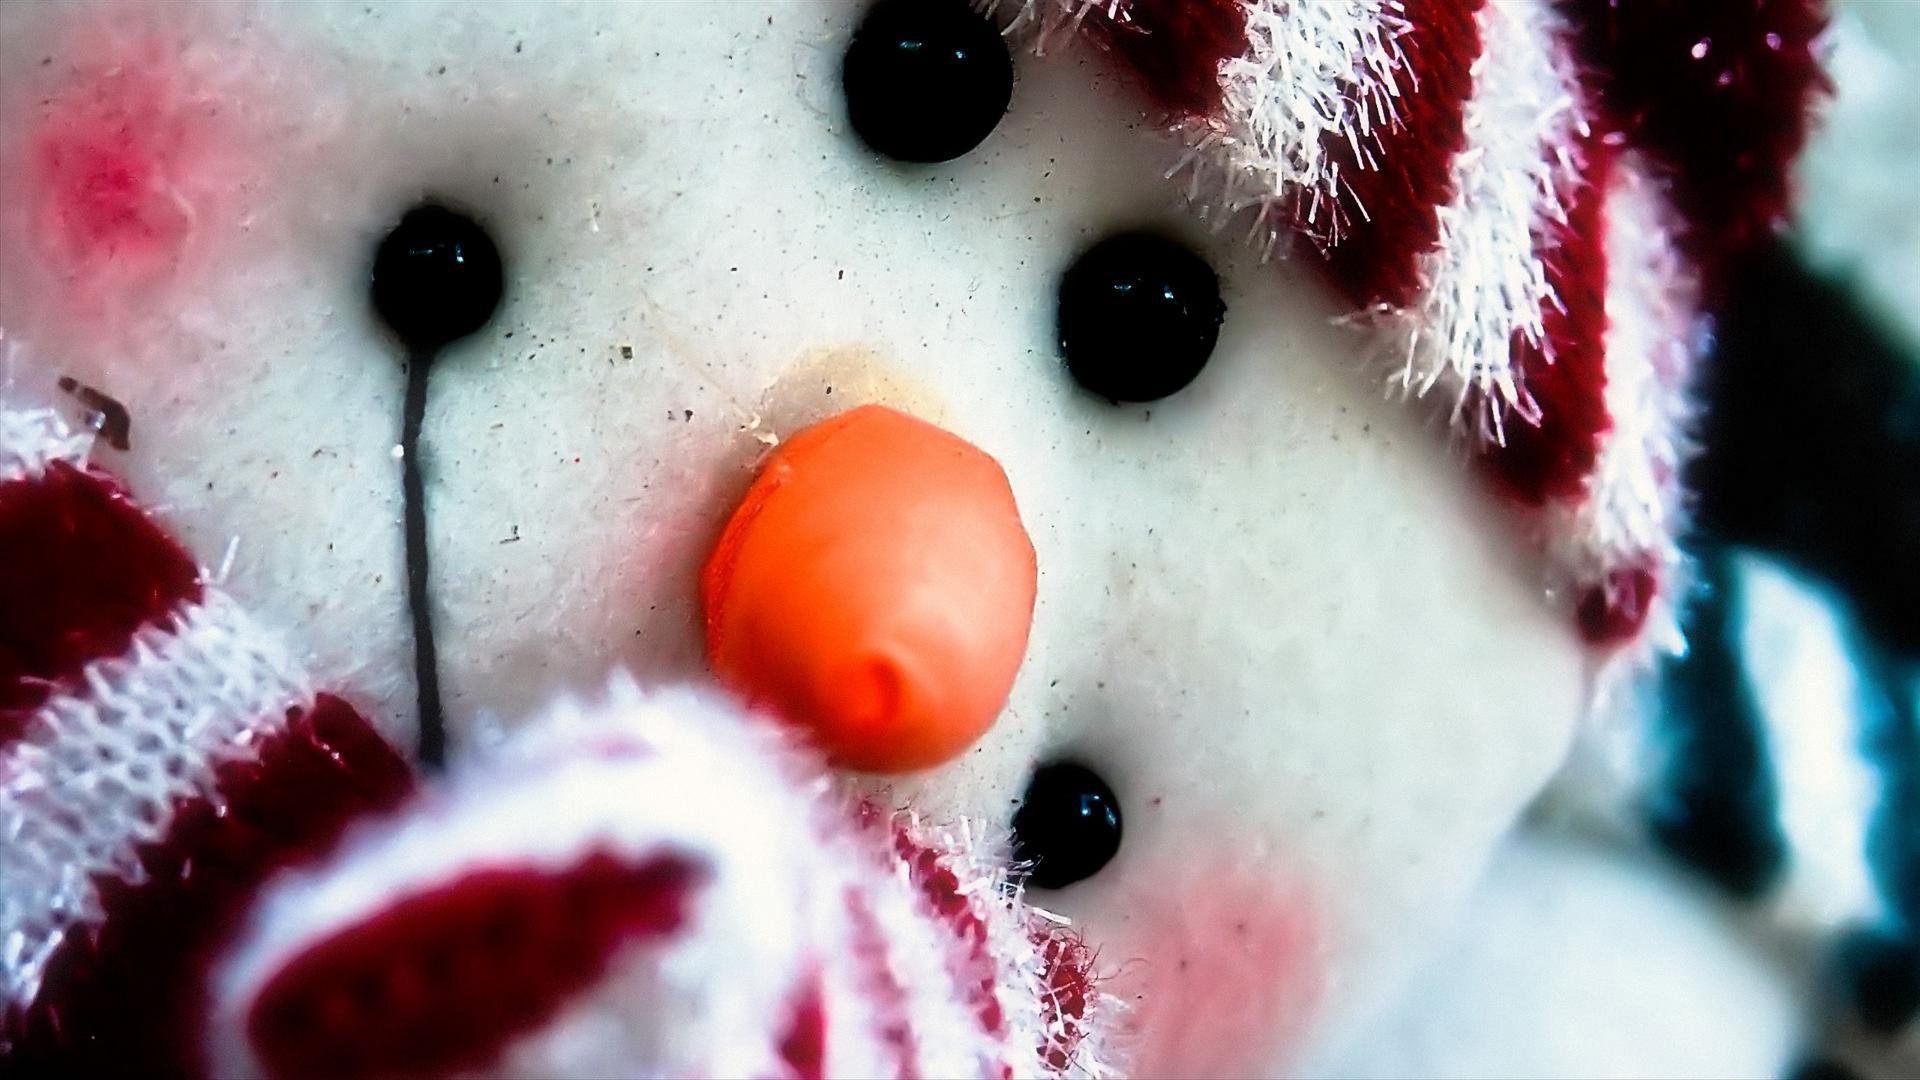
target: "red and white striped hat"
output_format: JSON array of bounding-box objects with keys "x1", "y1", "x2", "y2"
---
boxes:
[
  {"x1": 1010, "y1": 0, "x2": 1828, "y2": 657},
  {"x1": 0, "y1": 408, "x2": 1108, "y2": 1079}
]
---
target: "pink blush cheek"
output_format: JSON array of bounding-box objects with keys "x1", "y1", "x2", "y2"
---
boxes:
[
  {"x1": 33, "y1": 63, "x2": 190, "y2": 282},
  {"x1": 7, "y1": 21, "x2": 298, "y2": 321},
  {"x1": 1108, "y1": 858, "x2": 1323, "y2": 1078}
]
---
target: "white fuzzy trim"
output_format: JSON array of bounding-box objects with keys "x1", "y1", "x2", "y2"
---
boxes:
[
  {"x1": 1, "y1": 407, "x2": 92, "y2": 484},
  {"x1": 1174, "y1": 0, "x2": 1407, "y2": 250},
  {"x1": 0, "y1": 591, "x2": 315, "y2": 1010},
  {"x1": 1383, "y1": 0, "x2": 1584, "y2": 428},
  {"x1": 1548, "y1": 154, "x2": 1699, "y2": 661},
  {"x1": 1002, "y1": 0, "x2": 1406, "y2": 250},
  {"x1": 997, "y1": 0, "x2": 1107, "y2": 51}
]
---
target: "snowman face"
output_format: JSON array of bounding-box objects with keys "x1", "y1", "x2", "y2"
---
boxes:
[{"x1": 1, "y1": 1, "x2": 1587, "y2": 1073}]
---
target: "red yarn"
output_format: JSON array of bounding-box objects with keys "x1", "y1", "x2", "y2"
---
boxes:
[
  {"x1": 1482, "y1": 131, "x2": 1616, "y2": 505},
  {"x1": 1561, "y1": 0, "x2": 1829, "y2": 293},
  {"x1": 0, "y1": 461, "x2": 201, "y2": 738},
  {"x1": 1096, "y1": 0, "x2": 1251, "y2": 118},
  {"x1": 3, "y1": 696, "x2": 412, "y2": 1078},
  {"x1": 1577, "y1": 562, "x2": 1660, "y2": 646},
  {"x1": 247, "y1": 853, "x2": 699, "y2": 1079},
  {"x1": 777, "y1": 980, "x2": 828, "y2": 1080},
  {"x1": 1036, "y1": 933, "x2": 1098, "y2": 1075},
  {"x1": 889, "y1": 823, "x2": 1099, "y2": 1074},
  {"x1": 1311, "y1": 0, "x2": 1486, "y2": 310}
]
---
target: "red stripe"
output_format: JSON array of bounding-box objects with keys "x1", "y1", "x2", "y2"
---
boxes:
[
  {"x1": 1309, "y1": 0, "x2": 1485, "y2": 310},
  {"x1": 1094, "y1": 0, "x2": 1250, "y2": 119},
  {"x1": 894, "y1": 829, "x2": 1004, "y2": 1039},
  {"x1": 1577, "y1": 560, "x2": 1659, "y2": 647},
  {"x1": 246, "y1": 852, "x2": 698, "y2": 1079},
  {"x1": 1561, "y1": 0, "x2": 1828, "y2": 297},
  {"x1": 0, "y1": 461, "x2": 201, "y2": 738},
  {"x1": 778, "y1": 978, "x2": 829, "y2": 1080},
  {"x1": 1035, "y1": 931, "x2": 1098, "y2": 1075},
  {"x1": 3, "y1": 695, "x2": 413, "y2": 1078},
  {"x1": 1481, "y1": 129, "x2": 1615, "y2": 505}
]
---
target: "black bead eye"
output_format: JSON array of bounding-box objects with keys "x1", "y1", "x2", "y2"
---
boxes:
[
  {"x1": 1012, "y1": 761, "x2": 1122, "y2": 890},
  {"x1": 371, "y1": 204, "x2": 504, "y2": 353},
  {"x1": 1057, "y1": 231, "x2": 1226, "y2": 403},
  {"x1": 842, "y1": 0, "x2": 1014, "y2": 164}
]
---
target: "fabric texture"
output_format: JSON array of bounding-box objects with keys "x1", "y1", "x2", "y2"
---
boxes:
[{"x1": 1009, "y1": 0, "x2": 1829, "y2": 662}]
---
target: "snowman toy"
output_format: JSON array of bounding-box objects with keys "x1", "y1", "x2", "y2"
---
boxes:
[{"x1": 0, "y1": 1, "x2": 1844, "y2": 1077}]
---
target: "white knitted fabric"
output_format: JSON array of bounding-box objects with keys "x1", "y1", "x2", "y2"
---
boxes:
[
  {"x1": 1, "y1": 589, "x2": 318, "y2": 1010},
  {"x1": 0, "y1": 408, "x2": 322, "y2": 1014},
  {"x1": 1162, "y1": 0, "x2": 1405, "y2": 245}
]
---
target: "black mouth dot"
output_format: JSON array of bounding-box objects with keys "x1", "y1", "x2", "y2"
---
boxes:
[{"x1": 1012, "y1": 760, "x2": 1123, "y2": 890}]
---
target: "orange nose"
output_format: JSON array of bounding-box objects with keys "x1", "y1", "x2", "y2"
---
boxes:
[{"x1": 701, "y1": 405, "x2": 1037, "y2": 773}]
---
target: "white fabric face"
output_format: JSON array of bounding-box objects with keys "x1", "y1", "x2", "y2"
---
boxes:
[{"x1": 0, "y1": 2, "x2": 1587, "y2": 1072}]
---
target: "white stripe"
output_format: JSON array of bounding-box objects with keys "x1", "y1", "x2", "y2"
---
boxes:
[
  {"x1": 1387, "y1": 0, "x2": 1584, "y2": 429},
  {"x1": 1736, "y1": 553, "x2": 1887, "y2": 933},
  {"x1": 1, "y1": 407, "x2": 92, "y2": 484},
  {"x1": 996, "y1": 0, "x2": 1105, "y2": 50},
  {"x1": 1548, "y1": 155, "x2": 1699, "y2": 661},
  {"x1": 1185, "y1": 0, "x2": 1406, "y2": 247},
  {"x1": 0, "y1": 590, "x2": 315, "y2": 1010}
]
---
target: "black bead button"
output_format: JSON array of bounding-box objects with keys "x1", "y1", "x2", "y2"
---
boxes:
[
  {"x1": 1012, "y1": 761, "x2": 1122, "y2": 890},
  {"x1": 842, "y1": 0, "x2": 1014, "y2": 164},
  {"x1": 1058, "y1": 231, "x2": 1225, "y2": 403},
  {"x1": 371, "y1": 204, "x2": 504, "y2": 353}
]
